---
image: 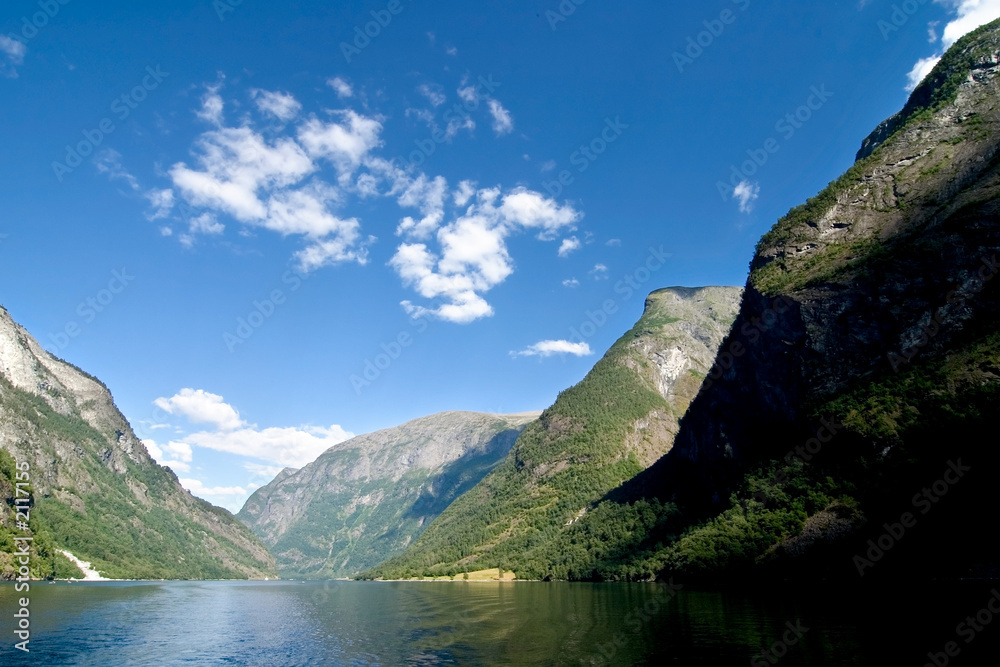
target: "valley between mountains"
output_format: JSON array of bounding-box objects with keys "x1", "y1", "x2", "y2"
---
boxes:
[{"x1": 3, "y1": 19, "x2": 1000, "y2": 585}]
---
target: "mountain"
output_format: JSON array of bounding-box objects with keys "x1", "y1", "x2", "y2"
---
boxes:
[
  {"x1": 0, "y1": 305, "x2": 277, "y2": 580},
  {"x1": 362, "y1": 286, "x2": 742, "y2": 580},
  {"x1": 237, "y1": 411, "x2": 539, "y2": 578},
  {"x1": 580, "y1": 18, "x2": 1000, "y2": 582}
]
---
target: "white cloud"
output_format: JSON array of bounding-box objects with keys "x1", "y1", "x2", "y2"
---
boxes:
[
  {"x1": 928, "y1": 20, "x2": 941, "y2": 42},
  {"x1": 170, "y1": 126, "x2": 315, "y2": 221},
  {"x1": 252, "y1": 89, "x2": 302, "y2": 122},
  {"x1": 179, "y1": 212, "x2": 225, "y2": 247},
  {"x1": 939, "y1": 0, "x2": 1000, "y2": 50},
  {"x1": 145, "y1": 188, "x2": 175, "y2": 221},
  {"x1": 95, "y1": 149, "x2": 140, "y2": 191},
  {"x1": 906, "y1": 55, "x2": 943, "y2": 91},
  {"x1": 905, "y1": 1, "x2": 1000, "y2": 90},
  {"x1": 558, "y1": 236, "x2": 582, "y2": 257},
  {"x1": 445, "y1": 115, "x2": 476, "y2": 140},
  {"x1": 733, "y1": 180, "x2": 760, "y2": 213},
  {"x1": 179, "y1": 478, "x2": 248, "y2": 497},
  {"x1": 390, "y1": 187, "x2": 581, "y2": 323},
  {"x1": 154, "y1": 389, "x2": 245, "y2": 431},
  {"x1": 590, "y1": 264, "x2": 608, "y2": 280},
  {"x1": 151, "y1": 78, "x2": 592, "y2": 318},
  {"x1": 297, "y1": 110, "x2": 383, "y2": 174},
  {"x1": 143, "y1": 439, "x2": 194, "y2": 473},
  {"x1": 395, "y1": 174, "x2": 448, "y2": 240},
  {"x1": 190, "y1": 212, "x2": 225, "y2": 235},
  {"x1": 453, "y1": 180, "x2": 477, "y2": 207},
  {"x1": 512, "y1": 340, "x2": 594, "y2": 358},
  {"x1": 487, "y1": 99, "x2": 514, "y2": 135},
  {"x1": 262, "y1": 181, "x2": 347, "y2": 237},
  {"x1": 0, "y1": 36, "x2": 27, "y2": 78},
  {"x1": 606, "y1": 238, "x2": 622, "y2": 247},
  {"x1": 295, "y1": 230, "x2": 371, "y2": 273},
  {"x1": 499, "y1": 188, "x2": 581, "y2": 240},
  {"x1": 167, "y1": 108, "x2": 371, "y2": 270},
  {"x1": 457, "y1": 85, "x2": 478, "y2": 105},
  {"x1": 562, "y1": 278, "x2": 580, "y2": 288},
  {"x1": 418, "y1": 83, "x2": 447, "y2": 107},
  {"x1": 446, "y1": 46, "x2": 458, "y2": 56},
  {"x1": 183, "y1": 424, "x2": 353, "y2": 468},
  {"x1": 197, "y1": 85, "x2": 225, "y2": 125},
  {"x1": 244, "y1": 462, "x2": 286, "y2": 479},
  {"x1": 327, "y1": 77, "x2": 354, "y2": 98},
  {"x1": 540, "y1": 160, "x2": 557, "y2": 173}
]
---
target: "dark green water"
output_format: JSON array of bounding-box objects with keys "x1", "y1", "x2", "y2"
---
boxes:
[{"x1": 2, "y1": 580, "x2": 998, "y2": 665}]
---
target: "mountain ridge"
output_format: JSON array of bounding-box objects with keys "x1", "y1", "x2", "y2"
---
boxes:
[
  {"x1": 362, "y1": 286, "x2": 742, "y2": 580},
  {"x1": 238, "y1": 410, "x2": 539, "y2": 578},
  {"x1": 0, "y1": 304, "x2": 277, "y2": 580}
]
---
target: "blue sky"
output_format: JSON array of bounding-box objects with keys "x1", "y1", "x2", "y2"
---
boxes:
[{"x1": 2, "y1": 0, "x2": 997, "y2": 511}]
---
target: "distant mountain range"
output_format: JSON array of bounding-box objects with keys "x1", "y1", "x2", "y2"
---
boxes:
[
  {"x1": 362, "y1": 286, "x2": 742, "y2": 580},
  {"x1": 237, "y1": 411, "x2": 538, "y2": 578}
]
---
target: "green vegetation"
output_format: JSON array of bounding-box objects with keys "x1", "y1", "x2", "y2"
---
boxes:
[
  {"x1": 0, "y1": 372, "x2": 275, "y2": 580},
  {"x1": 0, "y1": 450, "x2": 83, "y2": 580},
  {"x1": 362, "y1": 349, "x2": 667, "y2": 580},
  {"x1": 361, "y1": 290, "x2": 740, "y2": 581},
  {"x1": 750, "y1": 17, "x2": 1000, "y2": 296},
  {"x1": 647, "y1": 327, "x2": 1000, "y2": 581},
  {"x1": 239, "y1": 413, "x2": 532, "y2": 578},
  {"x1": 418, "y1": 325, "x2": 999, "y2": 584}
]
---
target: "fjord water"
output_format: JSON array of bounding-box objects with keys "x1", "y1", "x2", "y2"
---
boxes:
[{"x1": 1, "y1": 580, "x2": 996, "y2": 665}]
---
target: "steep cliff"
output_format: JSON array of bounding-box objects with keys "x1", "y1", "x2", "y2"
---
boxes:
[
  {"x1": 237, "y1": 411, "x2": 538, "y2": 578},
  {"x1": 363, "y1": 286, "x2": 742, "y2": 580},
  {"x1": 643, "y1": 18, "x2": 1000, "y2": 504},
  {"x1": 613, "y1": 19, "x2": 1000, "y2": 582},
  {"x1": 0, "y1": 305, "x2": 277, "y2": 579}
]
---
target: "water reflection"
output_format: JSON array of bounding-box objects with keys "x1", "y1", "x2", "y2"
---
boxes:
[{"x1": 1, "y1": 580, "x2": 996, "y2": 665}]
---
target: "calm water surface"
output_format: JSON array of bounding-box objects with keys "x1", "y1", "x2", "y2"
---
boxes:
[{"x1": 2, "y1": 580, "x2": 998, "y2": 665}]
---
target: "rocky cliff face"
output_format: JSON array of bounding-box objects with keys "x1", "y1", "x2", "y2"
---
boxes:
[
  {"x1": 237, "y1": 411, "x2": 538, "y2": 578},
  {"x1": 543, "y1": 21, "x2": 1000, "y2": 587},
  {"x1": 636, "y1": 21, "x2": 1000, "y2": 508},
  {"x1": 363, "y1": 286, "x2": 741, "y2": 580},
  {"x1": 0, "y1": 305, "x2": 276, "y2": 579}
]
